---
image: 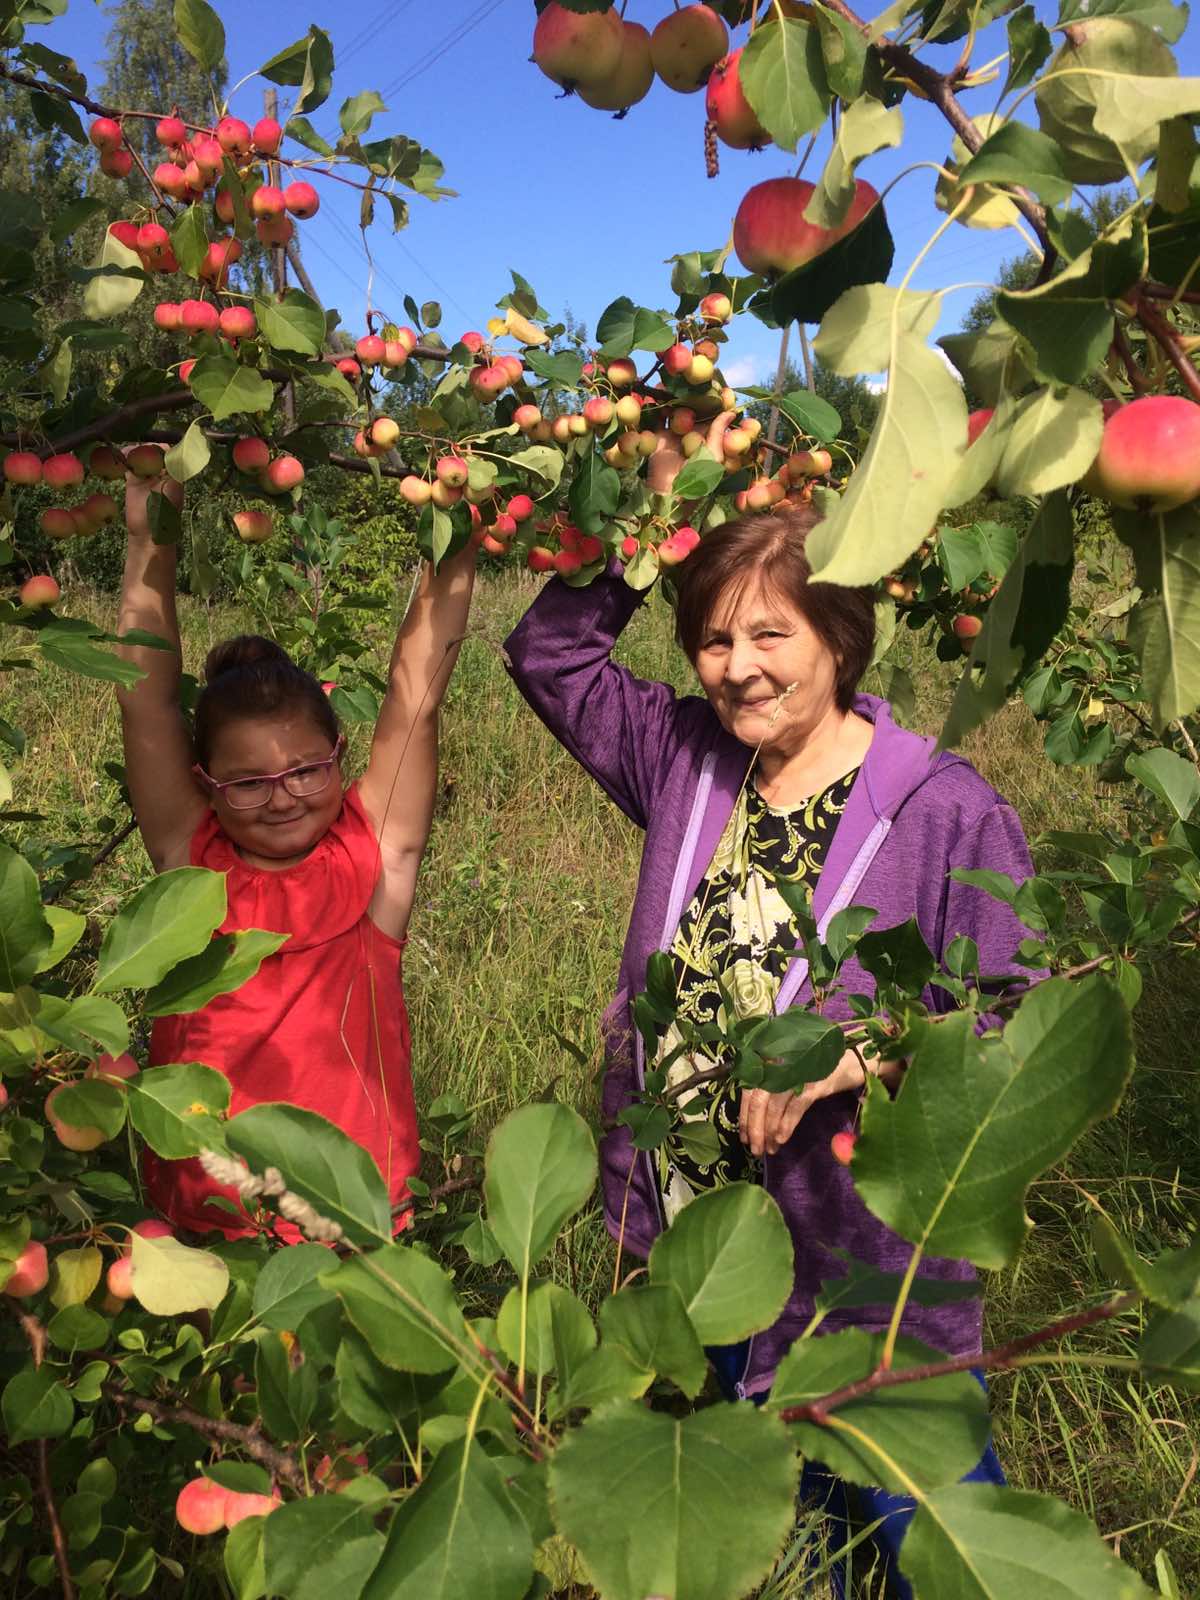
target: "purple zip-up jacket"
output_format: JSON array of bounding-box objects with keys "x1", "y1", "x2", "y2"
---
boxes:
[{"x1": 503, "y1": 567, "x2": 1037, "y2": 1391}]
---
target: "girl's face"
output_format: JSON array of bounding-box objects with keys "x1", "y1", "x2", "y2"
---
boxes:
[
  {"x1": 693, "y1": 576, "x2": 842, "y2": 758},
  {"x1": 199, "y1": 714, "x2": 344, "y2": 865}
]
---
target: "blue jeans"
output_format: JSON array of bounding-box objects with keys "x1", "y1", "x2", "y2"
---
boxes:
[{"x1": 707, "y1": 1342, "x2": 1006, "y2": 1600}]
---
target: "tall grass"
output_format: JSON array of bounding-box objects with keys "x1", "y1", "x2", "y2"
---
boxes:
[{"x1": 5, "y1": 567, "x2": 1198, "y2": 1592}]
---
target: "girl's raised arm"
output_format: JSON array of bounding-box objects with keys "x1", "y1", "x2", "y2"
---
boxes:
[
  {"x1": 359, "y1": 536, "x2": 479, "y2": 939},
  {"x1": 115, "y1": 476, "x2": 207, "y2": 872}
]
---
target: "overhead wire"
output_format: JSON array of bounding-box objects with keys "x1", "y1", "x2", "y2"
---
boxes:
[{"x1": 376, "y1": 0, "x2": 507, "y2": 100}]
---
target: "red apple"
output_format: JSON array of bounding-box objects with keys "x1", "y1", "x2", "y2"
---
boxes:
[
  {"x1": 42, "y1": 453, "x2": 84, "y2": 489},
  {"x1": 831, "y1": 1130, "x2": 857, "y2": 1165},
  {"x1": 533, "y1": 1, "x2": 623, "y2": 89},
  {"x1": 283, "y1": 181, "x2": 319, "y2": 219},
  {"x1": 4, "y1": 451, "x2": 42, "y2": 485},
  {"x1": 651, "y1": 4, "x2": 728, "y2": 93},
  {"x1": 1084, "y1": 395, "x2": 1200, "y2": 513},
  {"x1": 175, "y1": 1477, "x2": 230, "y2": 1536},
  {"x1": 20, "y1": 575, "x2": 59, "y2": 608},
  {"x1": 733, "y1": 177, "x2": 880, "y2": 277},
  {"x1": 706, "y1": 48, "x2": 766, "y2": 149},
  {"x1": 577, "y1": 18, "x2": 654, "y2": 112},
  {"x1": 3, "y1": 1240, "x2": 48, "y2": 1298}
]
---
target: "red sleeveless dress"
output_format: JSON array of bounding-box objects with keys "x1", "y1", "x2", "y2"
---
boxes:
[{"x1": 142, "y1": 783, "x2": 418, "y2": 1239}]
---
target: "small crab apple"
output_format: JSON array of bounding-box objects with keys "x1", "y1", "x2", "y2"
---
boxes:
[
  {"x1": 283, "y1": 180, "x2": 319, "y2": 219},
  {"x1": 436, "y1": 455, "x2": 469, "y2": 488},
  {"x1": 108, "y1": 219, "x2": 140, "y2": 251},
  {"x1": 498, "y1": 353, "x2": 524, "y2": 385},
  {"x1": 399, "y1": 475, "x2": 432, "y2": 506},
  {"x1": 252, "y1": 116, "x2": 282, "y2": 155},
  {"x1": 232, "y1": 437, "x2": 270, "y2": 474},
  {"x1": 584, "y1": 395, "x2": 614, "y2": 429},
  {"x1": 393, "y1": 327, "x2": 418, "y2": 354},
  {"x1": 256, "y1": 215, "x2": 295, "y2": 248},
  {"x1": 554, "y1": 548, "x2": 583, "y2": 576},
  {"x1": 699, "y1": 291, "x2": 733, "y2": 324},
  {"x1": 223, "y1": 1491, "x2": 281, "y2": 1528},
  {"x1": 200, "y1": 237, "x2": 242, "y2": 286},
  {"x1": 335, "y1": 357, "x2": 361, "y2": 382},
  {"x1": 89, "y1": 116, "x2": 123, "y2": 150},
  {"x1": 830, "y1": 1130, "x2": 857, "y2": 1165},
  {"x1": 264, "y1": 455, "x2": 304, "y2": 493},
  {"x1": 620, "y1": 534, "x2": 640, "y2": 558},
  {"x1": 506, "y1": 493, "x2": 535, "y2": 522},
  {"x1": 99, "y1": 145, "x2": 133, "y2": 179},
  {"x1": 45, "y1": 1083, "x2": 107, "y2": 1151},
  {"x1": 136, "y1": 222, "x2": 173, "y2": 269},
  {"x1": 705, "y1": 47, "x2": 766, "y2": 149},
  {"x1": 250, "y1": 184, "x2": 286, "y2": 221},
  {"x1": 669, "y1": 408, "x2": 697, "y2": 437},
  {"x1": 178, "y1": 358, "x2": 197, "y2": 383},
  {"x1": 4, "y1": 451, "x2": 42, "y2": 485},
  {"x1": 513, "y1": 403, "x2": 542, "y2": 434},
  {"x1": 470, "y1": 364, "x2": 509, "y2": 399},
  {"x1": 686, "y1": 352, "x2": 715, "y2": 386},
  {"x1": 551, "y1": 416, "x2": 573, "y2": 446},
  {"x1": 733, "y1": 177, "x2": 879, "y2": 278},
  {"x1": 42, "y1": 453, "x2": 84, "y2": 489},
  {"x1": 1084, "y1": 394, "x2": 1200, "y2": 513},
  {"x1": 614, "y1": 394, "x2": 642, "y2": 428},
  {"x1": 214, "y1": 187, "x2": 236, "y2": 224},
  {"x1": 605, "y1": 357, "x2": 638, "y2": 389},
  {"x1": 680, "y1": 431, "x2": 705, "y2": 458},
  {"x1": 181, "y1": 298, "x2": 220, "y2": 335},
  {"x1": 370, "y1": 417, "x2": 400, "y2": 450},
  {"x1": 578, "y1": 16, "x2": 654, "y2": 111},
  {"x1": 192, "y1": 135, "x2": 224, "y2": 179},
  {"x1": 20, "y1": 575, "x2": 59, "y2": 608},
  {"x1": 481, "y1": 533, "x2": 508, "y2": 557},
  {"x1": 121, "y1": 1219, "x2": 175, "y2": 1257},
  {"x1": 533, "y1": 0, "x2": 623, "y2": 89},
  {"x1": 952, "y1": 613, "x2": 983, "y2": 651},
  {"x1": 89, "y1": 445, "x2": 126, "y2": 479},
  {"x1": 106, "y1": 1255, "x2": 135, "y2": 1300},
  {"x1": 355, "y1": 334, "x2": 385, "y2": 366},
  {"x1": 219, "y1": 306, "x2": 256, "y2": 340},
  {"x1": 430, "y1": 480, "x2": 462, "y2": 509},
  {"x1": 126, "y1": 444, "x2": 166, "y2": 478},
  {"x1": 87, "y1": 1052, "x2": 138, "y2": 1087},
  {"x1": 663, "y1": 343, "x2": 692, "y2": 377},
  {"x1": 153, "y1": 162, "x2": 189, "y2": 200},
  {"x1": 966, "y1": 408, "x2": 994, "y2": 447},
  {"x1": 216, "y1": 116, "x2": 252, "y2": 158},
  {"x1": 527, "y1": 545, "x2": 555, "y2": 573},
  {"x1": 156, "y1": 115, "x2": 187, "y2": 147},
  {"x1": 491, "y1": 512, "x2": 518, "y2": 540},
  {"x1": 232, "y1": 509, "x2": 273, "y2": 542},
  {"x1": 3, "y1": 1241, "x2": 48, "y2": 1298},
  {"x1": 80, "y1": 492, "x2": 118, "y2": 527},
  {"x1": 651, "y1": 3, "x2": 728, "y2": 92},
  {"x1": 40, "y1": 508, "x2": 75, "y2": 539},
  {"x1": 352, "y1": 430, "x2": 376, "y2": 459},
  {"x1": 460, "y1": 330, "x2": 485, "y2": 353},
  {"x1": 154, "y1": 301, "x2": 183, "y2": 331},
  {"x1": 175, "y1": 1478, "x2": 230, "y2": 1537}
]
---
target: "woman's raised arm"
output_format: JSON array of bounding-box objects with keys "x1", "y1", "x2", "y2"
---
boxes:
[
  {"x1": 115, "y1": 476, "x2": 207, "y2": 872},
  {"x1": 358, "y1": 537, "x2": 479, "y2": 940}
]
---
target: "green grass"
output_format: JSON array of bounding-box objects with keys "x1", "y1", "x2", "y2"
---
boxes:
[{"x1": 5, "y1": 567, "x2": 1199, "y2": 1594}]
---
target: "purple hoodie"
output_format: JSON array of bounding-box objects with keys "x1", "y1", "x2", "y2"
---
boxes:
[{"x1": 504, "y1": 567, "x2": 1036, "y2": 1391}]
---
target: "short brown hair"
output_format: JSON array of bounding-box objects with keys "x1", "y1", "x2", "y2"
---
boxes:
[
  {"x1": 672, "y1": 505, "x2": 875, "y2": 712},
  {"x1": 192, "y1": 635, "x2": 340, "y2": 767}
]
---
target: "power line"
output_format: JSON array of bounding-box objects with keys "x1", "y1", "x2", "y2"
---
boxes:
[
  {"x1": 337, "y1": 0, "x2": 419, "y2": 74},
  {"x1": 377, "y1": 0, "x2": 507, "y2": 101},
  {"x1": 322, "y1": 204, "x2": 475, "y2": 326}
]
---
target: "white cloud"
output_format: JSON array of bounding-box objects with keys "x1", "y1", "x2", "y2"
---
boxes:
[{"x1": 720, "y1": 353, "x2": 762, "y2": 387}]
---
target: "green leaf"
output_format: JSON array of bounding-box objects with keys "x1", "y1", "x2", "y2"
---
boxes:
[
  {"x1": 994, "y1": 385, "x2": 1104, "y2": 499},
  {"x1": 648, "y1": 1182, "x2": 793, "y2": 1345},
  {"x1": 49, "y1": 197, "x2": 106, "y2": 244},
  {"x1": 1003, "y1": 5, "x2": 1052, "y2": 96},
  {"x1": 597, "y1": 1283, "x2": 707, "y2": 1397},
  {"x1": 1123, "y1": 505, "x2": 1200, "y2": 726},
  {"x1": 225, "y1": 1514, "x2": 268, "y2": 1600},
  {"x1": 82, "y1": 225, "x2": 144, "y2": 322},
  {"x1": 1155, "y1": 117, "x2": 1197, "y2": 214},
  {"x1": 776, "y1": 389, "x2": 841, "y2": 443},
  {"x1": 360, "y1": 1438, "x2": 532, "y2": 1600},
  {"x1": 550, "y1": 1343, "x2": 653, "y2": 1417},
  {"x1": 47, "y1": 1305, "x2": 109, "y2": 1354},
  {"x1": 496, "y1": 1281, "x2": 595, "y2": 1378},
  {"x1": 671, "y1": 448, "x2": 725, "y2": 500},
  {"x1": 226, "y1": 1104, "x2": 392, "y2": 1246},
  {"x1": 170, "y1": 203, "x2": 209, "y2": 278},
  {"x1": 326, "y1": 1242, "x2": 470, "y2": 1372},
  {"x1": 260, "y1": 26, "x2": 334, "y2": 116},
  {"x1": 264, "y1": 1498, "x2": 385, "y2": 1600},
  {"x1": 256, "y1": 1329, "x2": 317, "y2": 1441},
  {"x1": 50, "y1": 1080, "x2": 125, "y2": 1140},
  {"x1": 285, "y1": 116, "x2": 334, "y2": 158},
  {"x1": 339, "y1": 91, "x2": 387, "y2": 139},
  {"x1": 188, "y1": 354, "x2": 276, "y2": 421},
  {"x1": 524, "y1": 348, "x2": 583, "y2": 386},
  {"x1": 1058, "y1": 0, "x2": 1187, "y2": 41},
  {"x1": 1036, "y1": 16, "x2": 1175, "y2": 183},
  {"x1": 147, "y1": 489, "x2": 183, "y2": 545},
  {"x1": 806, "y1": 97, "x2": 902, "y2": 230},
  {"x1": 1125, "y1": 748, "x2": 1200, "y2": 819},
  {"x1": 740, "y1": 17, "x2": 831, "y2": 153},
  {"x1": 251, "y1": 1241, "x2": 335, "y2": 1330},
  {"x1": 594, "y1": 297, "x2": 676, "y2": 360},
  {"x1": 164, "y1": 418, "x2": 211, "y2": 485},
  {"x1": 2, "y1": 1365, "x2": 73, "y2": 1444},
  {"x1": 1139, "y1": 1295, "x2": 1200, "y2": 1389},
  {"x1": 33, "y1": 905, "x2": 86, "y2": 973},
  {"x1": 806, "y1": 330, "x2": 967, "y2": 586},
  {"x1": 127, "y1": 1062, "x2": 230, "y2": 1158},
  {"x1": 143, "y1": 930, "x2": 287, "y2": 1017},
  {"x1": 549, "y1": 1401, "x2": 798, "y2": 1600},
  {"x1": 769, "y1": 1331, "x2": 991, "y2": 1491},
  {"x1": 937, "y1": 522, "x2": 1019, "y2": 593},
  {"x1": 49, "y1": 1244, "x2": 102, "y2": 1308},
  {"x1": 94, "y1": 867, "x2": 227, "y2": 993},
  {"x1": 997, "y1": 212, "x2": 1147, "y2": 386},
  {"x1": 255, "y1": 290, "x2": 326, "y2": 357},
  {"x1": 174, "y1": 0, "x2": 225, "y2": 70},
  {"x1": 1093, "y1": 71, "x2": 1200, "y2": 147},
  {"x1": 939, "y1": 322, "x2": 1032, "y2": 408},
  {"x1": 484, "y1": 1103, "x2": 598, "y2": 1283},
  {"x1": 813, "y1": 6, "x2": 868, "y2": 98},
  {"x1": 35, "y1": 994, "x2": 129, "y2": 1057},
  {"x1": 771, "y1": 198, "x2": 893, "y2": 326},
  {"x1": 813, "y1": 284, "x2": 941, "y2": 378},
  {"x1": 0, "y1": 839, "x2": 52, "y2": 988},
  {"x1": 510, "y1": 445, "x2": 563, "y2": 487},
  {"x1": 902, "y1": 1483, "x2": 1154, "y2": 1598},
  {"x1": 130, "y1": 1229, "x2": 229, "y2": 1313},
  {"x1": 1092, "y1": 1214, "x2": 1200, "y2": 1309},
  {"x1": 854, "y1": 980, "x2": 1133, "y2": 1270},
  {"x1": 957, "y1": 121, "x2": 1074, "y2": 209},
  {"x1": 38, "y1": 629, "x2": 143, "y2": 684},
  {"x1": 941, "y1": 492, "x2": 1075, "y2": 750}
]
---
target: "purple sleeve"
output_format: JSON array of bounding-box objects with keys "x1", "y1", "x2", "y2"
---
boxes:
[
  {"x1": 933, "y1": 800, "x2": 1040, "y2": 1016},
  {"x1": 502, "y1": 566, "x2": 696, "y2": 829}
]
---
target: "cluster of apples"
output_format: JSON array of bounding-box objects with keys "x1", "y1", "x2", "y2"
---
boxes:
[
  {"x1": 527, "y1": 516, "x2": 607, "y2": 576},
  {"x1": 334, "y1": 324, "x2": 419, "y2": 385},
  {"x1": 154, "y1": 297, "x2": 255, "y2": 340},
  {"x1": 532, "y1": 1, "x2": 734, "y2": 111},
  {"x1": 4, "y1": 441, "x2": 161, "y2": 541},
  {"x1": 226, "y1": 438, "x2": 306, "y2": 541},
  {"x1": 176, "y1": 1476, "x2": 281, "y2": 1535}
]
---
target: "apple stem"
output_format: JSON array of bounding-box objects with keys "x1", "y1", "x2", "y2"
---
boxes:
[
  {"x1": 12, "y1": 1311, "x2": 75, "y2": 1599},
  {"x1": 1109, "y1": 323, "x2": 1151, "y2": 397}
]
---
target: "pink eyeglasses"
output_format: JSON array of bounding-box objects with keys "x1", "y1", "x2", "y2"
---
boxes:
[{"x1": 193, "y1": 736, "x2": 345, "y2": 810}]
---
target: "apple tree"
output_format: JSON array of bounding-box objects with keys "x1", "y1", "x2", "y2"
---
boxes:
[{"x1": 1, "y1": 0, "x2": 1199, "y2": 1596}]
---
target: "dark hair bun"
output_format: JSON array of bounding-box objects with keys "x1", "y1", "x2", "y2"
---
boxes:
[{"x1": 203, "y1": 634, "x2": 291, "y2": 684}]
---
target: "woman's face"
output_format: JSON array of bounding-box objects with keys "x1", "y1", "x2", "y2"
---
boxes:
[
  {"x1": 199, "y1": 714, "x2": 344, "y2": 863},
  {"x1": 693, "y1": 576, "x2": 842, "y2": 757}
]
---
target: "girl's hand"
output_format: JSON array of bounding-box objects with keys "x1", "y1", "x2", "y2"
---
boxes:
[
  {"x1": 125, "y1": 471, "x2": 182, "y2": 540},
  {"x1": 738, "y1": 1046, "x2": 868, "y2": 1157}
]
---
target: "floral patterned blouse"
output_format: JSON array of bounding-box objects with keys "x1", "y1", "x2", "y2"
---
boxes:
[{"x1": 655, "y1": 768, "x2": 859, "y2": 1221}]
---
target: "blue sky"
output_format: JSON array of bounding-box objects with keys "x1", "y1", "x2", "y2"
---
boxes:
[{"x1": 55, "y1": 1, "x2": 1200, "y2": 389}]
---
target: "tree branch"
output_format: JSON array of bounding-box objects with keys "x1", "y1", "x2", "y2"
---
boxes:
[
  {"x1": 13, "y1": 1311, "x2": 75, "y2": 1600},
  {"x1": 43, "y1": 816, "x2": 138, "y2": 905},
  {"x1": 778, "y1": 1291, "x2": 1140, "y2": 1425},
  {"x1": 1134, "y1": 295, "x2": 1200, "y2": 404},
  {"x1": 106, "y1": 1389, "x2": 308, "y2": 1493}
]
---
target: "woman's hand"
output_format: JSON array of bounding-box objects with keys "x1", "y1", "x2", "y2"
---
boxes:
[
  {"x1": 738, "y1": 1046, "x2": 872, "y2": 1157},
  {"x1": 125, "y1": 470, "x2": 182, "y2": 540},
  {"x1": 645, "y1": 409, "x2": 737, "y2": 497}
]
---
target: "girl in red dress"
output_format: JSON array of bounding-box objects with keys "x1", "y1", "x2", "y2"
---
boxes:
[{"x1": 114, "y1": 473, "x2": 477, "y2": 1238}]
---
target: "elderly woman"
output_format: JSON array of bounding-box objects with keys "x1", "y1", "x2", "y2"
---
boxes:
[{"x1": 503, "y1": 490, "x2": 1031, "y2": 1590}]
